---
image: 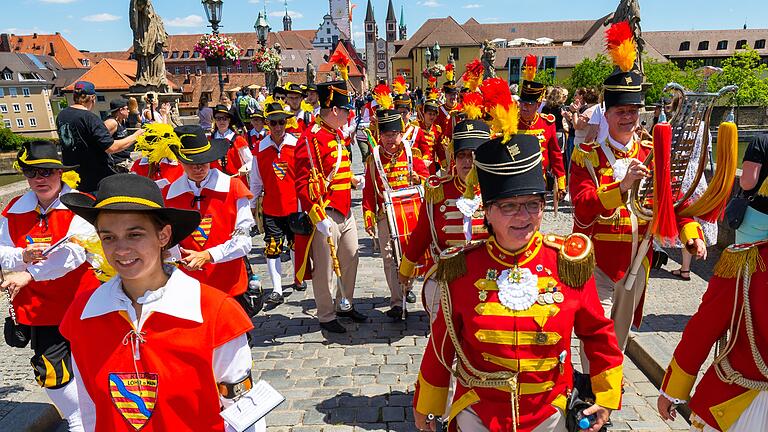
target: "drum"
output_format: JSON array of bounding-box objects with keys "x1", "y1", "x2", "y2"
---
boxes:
[{"x1": 383, "y1": 185, "x2": 433, "y2": 276}]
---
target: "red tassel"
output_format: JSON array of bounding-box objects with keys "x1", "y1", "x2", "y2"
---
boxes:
[{"x1": 651, "y1": 121, "x2": 678, "y2": 244}]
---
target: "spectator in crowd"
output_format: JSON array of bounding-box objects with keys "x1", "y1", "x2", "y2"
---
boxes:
[
  {"x1": 569, "y1": 87, "x2": 600, "y2": 147},
  {"x1": 584, "y1": 91, "x2": 608, "y2": 144},
  {"x1": 198, "y1": 95, "x2": 213, "y2": 131},
  {"x1": 141, "y1": 93, "x2": 163, "y2": 124},
  {"x1": 103, "y1": 98, "x2": 141, "y2": 172},
  {"x1": 126, "y1": 97, "x2": 141, "y2": 129},
  {"x1": 56, "y1": 81, "x2": 143, "y2": 193},
  {"x1": 542, "y1": 86, "x2": 569, "y2": 153},
  {"x1": 736, "y1": 133, "x2": 768, "y2": 243}
]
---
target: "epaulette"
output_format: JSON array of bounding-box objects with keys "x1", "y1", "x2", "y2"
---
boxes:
[
  {"x1": 570, "y1": 142, "x2": 600, "y2": 168},
  {"x1": 435, "y1": 124, "x2": 442, "y2": 134},
  {"x1": 543, "y1": 233, "x2": 595, "y2": 288},
  {"x1": 424, "y1": 175, "x2": 450, "y2": 203},
  {"x1": 640, "y1": 139, "x2": 654, "y2": 149},
  {"x1": 412, "y1": 148, "x2": 422, "y2": 159},
  {"x1": 540, "y1": 113, "x2": 556, "y2": 124},
  {"x1": 713, "y1": 240, "x2": 768, "y2": 279},
  {"x1": 311, "y1": 124, "x2": 322, "y2": 134},
  {"x1": 434, "y1": 240, "x2": 485, "y2": 283}
]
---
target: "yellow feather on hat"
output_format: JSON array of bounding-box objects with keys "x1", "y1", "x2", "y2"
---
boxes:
[
  {"x1": 605, "y1": 21, "x2": 637, "y2": 72},
  {"x1": 134, "y1": 123, "x2": 180, "y2": 165}
]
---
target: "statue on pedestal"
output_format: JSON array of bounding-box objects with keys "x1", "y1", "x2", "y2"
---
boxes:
[
  {"x1": 481, "y1": 40, "x2": 497, "y2": 79},
  {"x1": 306, "y1": 55, "x2": 316, "y2": 85},
  {"x1": 129, "y1": 0, "x2": 169, "y2": 93},
  {"x1": 265, "y1": 43, "x2": 283, "y2": 92}
]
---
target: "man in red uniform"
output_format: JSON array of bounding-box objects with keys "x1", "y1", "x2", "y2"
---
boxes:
[
  {"x1": 362, "y1": 109, "x2": 429, "y2": 319},
  {"x1": 435, "y1": 79, "x2": 461, "y2": 154},
  {"x1": 569, "y1": 68, "x2": 706, "y2": 356},
  {"x1": 413, "y1": 129, "x2": 623, "y2": 432},
  {"x1": 250, "y1": 102, "x2": 299, "y2": 305},
  {"x1": 294, "y1": 80, "x2": 367, "y2": 334},
  {"x1": 518, "y1": 76, "x2": 567, "y2": 199},
  {"x1": 658, "y1": 239, "x2": 768, "y2": 431},
  {"x1": 413, "y1": 98, "x2": 443, "y2": 174}
]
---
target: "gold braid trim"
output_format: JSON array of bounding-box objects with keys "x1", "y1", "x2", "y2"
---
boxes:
[
  {"x1": 570, "y1": 144, "x2": 600, "y2": 168},
  {"x1": 434, "y1": 250, "x2": 467, "y2": 283},
  {"x1": 758, "y1": 177, "x2": 768, "y2": 197},
  {"x1": 543, "y1": 233, "x2": 595, "y2": 288},
  {"x1": 463, "y1": 166, "x2": 479, "y2": 199},
  {"x1": 425, "y1": 182, "x2": 444, "y2": 204},
  {"x1": 714, "y1": 245, "x2": 766, "y2": 279}
]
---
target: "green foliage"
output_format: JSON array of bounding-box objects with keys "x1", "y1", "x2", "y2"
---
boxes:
[
  {"x1": 0, "y1": 128, "x2": 55, "y2": 152},
  {"x1": 534, "y1": 68, "x2": 558, "y2": 87},
  {"x1": 707, "y1": 48, "x2": 768, "y2": 106},
  {"x1": 643, "y1": 58, "x2": 704, "y2": 104},
  {"x1": 566, "y1": 54, "x2": 613, "y2": 92}
]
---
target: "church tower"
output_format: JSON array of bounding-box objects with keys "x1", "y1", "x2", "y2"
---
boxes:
[
  {"x1": 364, "y1": 0, "x2": 378, "y2": 85},
  {"x1": 329, "y1": 0, "x2": 352, "y2": 40},
  {"x1": 282, "y1": 0, "x2": 292, "y2": 31},
  {"x1": 385, "y1": 0, "x2": 397, "y2": 43},
  {"x1": 398, "y1": 5, "x2": 407, "y2": 40}
]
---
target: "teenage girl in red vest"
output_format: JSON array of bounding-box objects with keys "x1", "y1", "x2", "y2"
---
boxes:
[
  {"x1": 211, "y1": 104, "x2": 252, "y2": 176},
  {"x1": 59, "y1": 174, "x2": 261, "y2": 431},
  {"x1": 0, "y1": 141, "x2": 100, "y2": 430}
]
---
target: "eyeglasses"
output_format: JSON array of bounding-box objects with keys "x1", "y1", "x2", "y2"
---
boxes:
[
  {"x1": 274, "y1": 95, "x2": 286, "y2": 101},
  {"x1": 490, "y1": 200, "x2": 544, "y2": 216},
  {"x1": 214, "y1": 116, "x2": 230, "y2": 121},
  {"x1": 269, "y1": 120, "x2": 286, "y2": 126},
  {"x1": 22, "y1": 168, "x2": 54, "y2": 179}
]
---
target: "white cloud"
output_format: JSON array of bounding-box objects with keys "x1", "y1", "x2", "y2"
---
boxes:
[
  {"x1": 268, "y1": 10, "x2": 303, "y2": 19},
  {"x1": 164, "y1": 15, "x2": 205, "y2": 28},
  {"x1": 40, "y1": 0, "x2": 77, "y2": 3},
  {"x1": 2, "y1": 27, "x2": 48, "y2": 35},
  {"x1": 463, "y1": 3, "x2": 482, "y2": 8},
  {"x1": 82, "y1": 13, "x2": 120, "y2": 22},
  {"x1": 418, "y1": 1, "x2": 442, "y2": 7},
  {"x1": 353, "y1": 31, "x2": 364, "y2": 39}
]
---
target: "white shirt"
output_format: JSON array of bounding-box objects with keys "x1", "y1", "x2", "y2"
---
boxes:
[
  {"x1": 0, "y1": 185, "x2": 93, "y2": 281},
  {"x1": 249, "y1": 133, "x2": 298, "y2": 206},
  {"x1": 165, "y1": 169, "x2": 254, "y2": 264},
  {"x1": 589, "y1": 103, "x2": 609, "y2": 144},
  {"x1": 72, "y1": 268, "x2": 262, "y2": 432}
]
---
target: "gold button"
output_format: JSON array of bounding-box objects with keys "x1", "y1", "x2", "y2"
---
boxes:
[{"x1": 717, "y1": 411, "x2": 724, "y2": 417}]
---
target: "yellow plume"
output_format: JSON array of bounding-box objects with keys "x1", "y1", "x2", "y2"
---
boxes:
[
  {"x1": 134, "y1": 123, "x2": 180, "y2": 164},
  {"x1": 70, "y1": 234, "x2": 116, "y2": 282},
  {"x1": 300, "y1": 100, "x2": 315, "y2": 114},
  {"x1": 62, "y1": 171, "x2": 80, "y2": 189}
]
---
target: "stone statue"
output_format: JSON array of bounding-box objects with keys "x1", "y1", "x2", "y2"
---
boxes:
[
  {"x1": 129, "y1": 0, "x2": 169, "y2": 92},
  {"x1": 605, "y1": 0, "x2": 645, "y2": 73},
  {"x1": 481, "y1": 40, "x2": 497, "y2": 79},
  {"x1": 265, "y1": 43, "x2": 283, "y2": 93},
  {"x1": 306, "y1": 55, "x2": 316, "y2": 85}
]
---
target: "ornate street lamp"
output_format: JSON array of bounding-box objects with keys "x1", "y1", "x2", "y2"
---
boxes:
[
  {"x1": 424, "y1": 47, "x2": 432, "y2": 65},
  {"x1": 202, "y1": 0, "x2": 226, "y2": 99},
  {"x1": 432, "y1": 42, "x2": 441, "y2": 64},
  {"x1": 254, "y1": 11, "x2": 271, "y2": 48}
]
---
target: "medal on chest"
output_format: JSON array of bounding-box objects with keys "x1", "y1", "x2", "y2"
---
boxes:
[{"x1": 496, "y1": 266, "x2": 539, "y2": 311}]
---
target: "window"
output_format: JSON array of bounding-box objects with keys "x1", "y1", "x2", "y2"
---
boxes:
[
  {"x1": 246, "y1": 49, "x2": 254, "y2": 57},
  {"x1": 23, "y1": 88, "x2": 31, "y2": 97},
  {"x1": 3, "y1": 72, "x2": 11, "y2": 80},
  {"x1": 171, "y1": 51, "x2": 179, "y2": 58},
  {"x1": 237, "y1": 65, "x2": 243, "y2": 73},
  {"x1": 12, "y1": 103, "x2": 20, "y2": 113},
  {"x1": 163, "y1": 51, "x2": 168, "y2": 58},
  {"x1": 327, "y1": 28, "x2": 331, "y2": 34},
  {"x1": 319, "y1": 37, "x2": 324, "y2": 43},
  {"x1": 0, "y1": 104, "x2": 6, "y2": 113},
  {"x1": 192, "y1": 51, "x2": 200, "y2": 58},
  {"x1": 451, "y1": 47, "x2": 460, "y2": 61},
  {"x1": 679, "y1": 41, "x2": 690, "y2": 51},
  {"x1": 181, "y1": 51, "x2": 190, "y2": 58},
  {"x1": 9, "y1": 88, "x2": 17, "y2": 97},
  {"x1": 698, "y1": 40, "x2": 709, "y2": 50},
  {"x1": 0, "y1": 88, "x2": 3, "y2": 97},
  {"x1": 755, "y1": 39, "x2": 766, "y2": 49},
  {"x1": 16, "y1": 118, "x2": 23, "y2": 128},
  {"x1": 737, "y1": 40, "x2": 748, "y2": 49},
  {"x1": 195, "y1": 66, "x2": 202, "y2": 74},
  {"x1": 3, "y1": 119, "x2": 10, "y2": 128},
  {"x1": 175, "y1": 67, "x2": 181, "y2": 74},
  {"x1": 20, "y1": 73, "x2": 36, "y2": 80},
  {"x1": 29, "y1": 118, "x2": 37, "y2": 127},
  {"x1": 717, "y1": 40, "x2": 728, "y2": 50},
  {"x1": 247, "y1": 64, "x2": 253, "y2": 73},
  {"x1": 25, "y1": 103, "x2": 33, "y2": 112},
  {"x1": 185, "y1": 66, "x2": 191, "y2": 74},
  {"x1": 96, "y1": 95, "x2": 106, "y2": 102}
]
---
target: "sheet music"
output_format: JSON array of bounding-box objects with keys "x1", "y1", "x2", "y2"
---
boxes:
[{"x1": 220, "y1": 380, "x2": 284, "y2": 432}]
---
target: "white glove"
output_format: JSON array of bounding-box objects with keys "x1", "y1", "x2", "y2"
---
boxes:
[
  {"x1": 354, "y1": 174, "x2": 365, "y2": 190},
  {"x1": 315, "y1": 218, "x2": 333, "y2": 238},
  {"x1": 341, "y1": 123, "x2": 356, "y2": 139}
]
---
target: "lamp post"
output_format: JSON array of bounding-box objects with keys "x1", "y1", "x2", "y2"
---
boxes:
[
  {"x1": 432, "y1": 42, "x2": 441, "y2": 64},
  {"x1": 202, "y1": 0, "x2": 226, "y2": 100},
  {"x1": 254, "y1": 11, "x2": 270, "y2": 48}
]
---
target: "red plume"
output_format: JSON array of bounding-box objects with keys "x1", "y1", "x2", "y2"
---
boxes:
[
  {"x1": 373, "y1": 84, "x2": 393, "y2": 109},
  {"x1": 462, "y1": 59, "x2": 485, "y2": 92},
  {"x1": 480, "y1": 77, "x2": 518, "y2": 142},
  {"x1": 522, "y1": 54, "x2": 537, "y2": 81},
  {"x1": 461, "y1": 92, "x2": 484, "y2": 120},
  {"x1": 605, "y1": 21, "x2": 637, "y2": 72},
  {"x1": 393, "y1": 75, "x2": 407, "y2": 95},
  {"x1": 329, "y1": 49, "x2": 351, "y2": 80},
  {"x1": 445, "y1": 63, "x2": 455, "y2": 81}
]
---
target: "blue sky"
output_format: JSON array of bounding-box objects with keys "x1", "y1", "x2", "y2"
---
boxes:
[{"x1": 1, "y1": 0, "x2": 765, "y2": 52}]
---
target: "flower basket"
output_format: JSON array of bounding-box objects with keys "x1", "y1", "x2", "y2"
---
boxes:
[
  {"x1": 422, "y1": 64, "x2": 446, "y2": 79},
  {"x1": 194, "y1": 34, "x2": 242, "y2": 66},
  {"x1": 252, "y1": 47, "x2": 281, "y2": 73}
]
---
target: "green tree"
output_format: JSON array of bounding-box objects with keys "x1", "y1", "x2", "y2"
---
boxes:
[
  {"x1": 534, "y1": 68, "x2": 558, "y2": 87},
  {"x1": 566, "y1": 54, "x2": 613, "y2": 93},
  {"x1": 707, "y1": 48, "x2": 768, "y2": 106},
  {"x1": 643, "y1": 58, "x2": 704, "y2": 104}
]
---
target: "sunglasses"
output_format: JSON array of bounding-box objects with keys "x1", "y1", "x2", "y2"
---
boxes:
[
  {"x1": 214, "y1": 116, "x2": 230, "y2": 121},
  {"x1": 269, "y1": 120, "x2": 286, "y2": 126},
  {"x1": 22, "y1": 168, "x2": 54, "y2": 178}
]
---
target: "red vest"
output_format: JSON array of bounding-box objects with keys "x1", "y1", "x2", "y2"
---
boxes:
[
  {"x1": 214, "y1": 130, "x2": 249, "y2": 176},
  {"x1": 163, "y1": 175, "x2": 252, "y2": 296},
  {"x1": 254, "y1": 138, "x2": 298, "y2": 217},
  {"x1": 2, "y1": 196, "x2": 99, "y2": 326},
  {"x1": 130, "y1": 159, "x2": 184, "y2": 187},
  {"x1": 60, "y1": 281, "x2": 252, "y2": 431}
]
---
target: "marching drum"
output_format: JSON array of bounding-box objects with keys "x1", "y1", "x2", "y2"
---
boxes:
[{"x1": 382, "y1": 185, "x2": 433, "y2": 276}]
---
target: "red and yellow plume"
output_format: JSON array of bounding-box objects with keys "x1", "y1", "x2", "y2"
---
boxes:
[
  {"x1": 328, "y1": 49, "x2": 351, "y2": 81},
  {"x1": 605, "y1": 21, "x2": 637, "y2": 72},
  {"x1": 522, "y1": 54, "x2": 537, "y2": 81},
  {"x1": 428, "y1": 86, "x2": 440, "y2": 100},
  {"x1": 480, "y1": 77, "x2": 518, "y2": 143},
  {"x1": 445, "y1": 63, "x2": 455, "y2": 82},
  {"x1": 462, "y1": 59, "x2": 484, "y2": 92},
  {"x1": 461, "y1": 92, "x2": 484, "y2": 120},
  {"x1": 373, "y1": 84, "x2": 393, "y2": 109},
  {"x1": 393, "y1": 75, "x2": 407, "y2": 95},
  {"x1": 428, "y1": 75, "x2": 437, "y2": 87}
]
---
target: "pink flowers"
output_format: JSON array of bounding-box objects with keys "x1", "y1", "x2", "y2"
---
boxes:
[{"x1": 194, "y1": 34, "x2": 243, "y2": 62}]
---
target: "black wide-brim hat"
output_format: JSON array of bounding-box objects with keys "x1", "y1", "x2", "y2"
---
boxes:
[
  {"x1": 213, "y1": 104, "x2": 233, "y2": 118},
  {"x1": 60, "y1": 174, "x2": 201, "y2": 248},
  {"x1": 284, "y1": 83, "x2": 305, "y2": 96},
  {"x1": 453, "y1": 120, "x2": 490, "y2": 154},
  {"x1": 264, "y1": 102, "x2": 293, "y2": 121},
  {"x1": 603, "y1": 69, "x2": 645, "y2": 110},
  {"x1": 17, "y1": 141, "x2": 78, "y2": 171},
  {"x1": 317, "y1": 80, "x2": 354, "y2": 110},
  {"x1": 377, "y1": 109, "x2": 405, "y2": 133},
  {"x1": 474, "y1": 134, "x2": 546, "y2": 203},
  {"x1": 519, "y1": 80, "x2": 546, "y2": 104},
  {"x1": 172, "y1": 125, "x2": 228, "y2": 165}
]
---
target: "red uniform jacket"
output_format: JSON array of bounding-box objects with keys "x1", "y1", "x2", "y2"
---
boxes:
[
  {"x1": 2, "y1": 194, "x2": 99, "y2": 326},
  {"x1": 413, "y1": 235, "x2": 624, "y2": 431},
  {"x1": 252, "y1": 135, "x2": 298, "y2": 217},
  {"x1": 60, "y1": 273, "x2": 253, "y2": 431},
  {"x1": 164, "y1": 171, "x2": 253, "y2": 296},
  {"x1": 436, "y1": 103, "x2": 461, "y2": 142},
  {"x1": 519, "y1": 113, "x2": 567, "y2": 191},
  {"x1": 661, "y1": 240, "x2": 768, "y2": 432},
  {"x1": 212, "y1": 129, "x2": 249, "y2": 176},
  {"x1": 130, "y1": 158, "x2": 184, "y2": 189},
  {"x1": 414, "y1": 121, "x2": 443, "y2": 174}
]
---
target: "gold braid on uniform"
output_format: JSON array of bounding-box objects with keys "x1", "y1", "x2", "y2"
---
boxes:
[
  {"x1": 424, "y1": 179, "x2": 445, "y2": 204},
  {"x1": 543, "y1": 233, "x2": 595, "y2": 288},
  {"x1": 570, "y1": 143, "x2": 600, "y2": 169},
  {"x1": 714, "y1": 244, "x2": 766, "y2": 279},
  {"x1": 434, "y1": 247, "x2": 468, "y2": 283}
]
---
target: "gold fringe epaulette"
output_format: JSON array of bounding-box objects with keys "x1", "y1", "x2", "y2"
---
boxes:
[
  {"x1": 424, "y1": 176, "x2": 446, "y2": 204},
  {"x1": 543, "y1": 233, "x2": 595, "y2": 288},
  {"x1": 570, "y1": 143, "x2": 600, "y2": 168},
  {"x1": 714, "y1": 241, "x2": 768, "y2": 279},
  {"x1": 412, "y1": 147, "x2": 423, "y2": 159},
  {"x1": 434, "y1": 241, "x2": 484, "y2": 283}
]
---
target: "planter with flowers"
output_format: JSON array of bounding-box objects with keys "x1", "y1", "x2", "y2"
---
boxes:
[
  {"x1": 422, "y1": 63, "x2": 446, "y2": 79},
  {"x1": 194, "y1": 34, "x2": 243, "y2": 67},
  {"x1": 252, "y1": 47, "x2": 282, "y2": 73}
]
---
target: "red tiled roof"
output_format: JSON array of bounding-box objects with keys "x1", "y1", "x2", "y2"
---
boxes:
[
  {"x1": 63, "y1": 59, "x2": 179, "y2": 92},
  {"x1": 6, "y1": 32, "x2": 90, "y2": 69},
  {"x1": 317, "y1": 42, "x2": 364, "y2": 77}
]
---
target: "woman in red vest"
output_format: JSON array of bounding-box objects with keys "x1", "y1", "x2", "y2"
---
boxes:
[
  {"x1": 0, "y1": 141, "x2": 100, "y2": 430},
  {"x1": 211, "y1": 104, "x2": 252, "y2": 176},
  {"x1": 164, "y1": 125, "x2": 255, "y2": 311},
  {"x1": 59, "y1": 174, "x2": 260, "y2": 431}
]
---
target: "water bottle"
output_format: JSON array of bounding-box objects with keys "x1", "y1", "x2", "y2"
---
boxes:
[
  {"x1": 248, "y1": 274, "x2": 261, "y2": 292},
  {"x1": 577, "y1": 410, "x2": 596, "y2": 430}
]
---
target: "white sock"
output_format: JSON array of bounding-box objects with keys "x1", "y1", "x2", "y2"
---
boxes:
[
  {"x1": 45, "y1": 379, "x2": 84, "y2": 432},
  {"x1": 267, "y1": 258, "x2": 282, "y2": 294}
]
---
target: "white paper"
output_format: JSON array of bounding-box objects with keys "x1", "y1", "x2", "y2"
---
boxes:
[{"x1": 220, "y1": 380, "x2": 285, "y2": 432}]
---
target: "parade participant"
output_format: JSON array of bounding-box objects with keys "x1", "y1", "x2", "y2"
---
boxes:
[
  {"x1": 304, "y1": 83, "x2": 321, "y2": 115},
  {"x1": 398, "y1": 117, "x2": 491, "y2": 318},
  {"x1": 104, "y1": 98, "x2": 140, "y2": 171},
  {"x1": 0, "y1": 141, "x2": 101, "y2": 431},
  {"x1": 212, "y1": 104, "x2": 252, "y2": 176},
  {"x1": 569, "y1": 24, "x2": 706, "y2": 353},
  {"x1": 518, "y1": 55, "x2": 567, "y2": 200},
  {"x1": 58, "y1": 174, "x2": 263, "y2": 431},
  {"x1": 130, "y1": 123, "x2": 184, "y2": 189},
  {"x1": 163, "y1": 126, "x2": 255, "y2": 310},
  {"x1": 362, "y1": 109, "x2": 429, "y2": 319},
  {"x1": 247, "y1": 108, "x2": 268, "y2": 151},
  {"x1": 394, "y1": 93, "x2": 422, "y2": 151},
  {"x1": 413, "y1": 116, "x2": 624, "y2": 431},
  {"x1": 294, "y1": 80, "x2": 366, "y2": 334},
  {"x1": 436, "y1": 77, "x2": 461, "y2": 144},
  {"x1": 283, "y1": 83, "x2": 310, "y2": 137},
  {"x1": 413, "y1": 98, "x2": 443, "y2": 174},
  {"x1": 250, "y1": 102, "x2": 300, "y2": 305},
  {"x1": 657, "y1": 239, "x2": 768, "y2": 431}
]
